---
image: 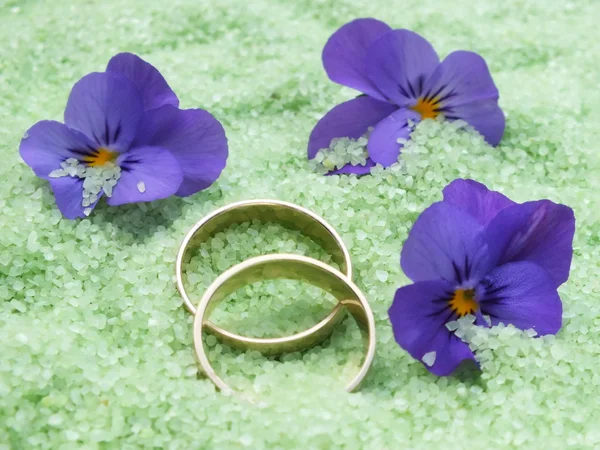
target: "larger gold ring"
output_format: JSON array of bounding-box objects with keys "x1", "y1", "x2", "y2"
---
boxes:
[
  {"x1": 176, "y1": 199, "x2": 353, "y2": 355},
  {"x1": 193, "y1": 254, "x2": 376, "y2": 393}
]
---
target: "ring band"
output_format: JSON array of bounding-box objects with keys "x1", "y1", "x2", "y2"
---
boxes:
[
  {"x1": 176, "y1": 199, "x2": 353, "y2": 354},
  {"x1": 193, "y1": 254, "x2": 376, "y2": 393}
]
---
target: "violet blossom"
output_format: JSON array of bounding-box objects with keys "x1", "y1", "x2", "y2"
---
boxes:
[
  {"x1": 20, "y1": 53, "x2": 228, "y2": 219},
  {"x1": 308, "y1": 18, "x2": 505, "y2": 175},
  {"x1": 389, "y1": 179, "x2": 575, "y2": 375}
]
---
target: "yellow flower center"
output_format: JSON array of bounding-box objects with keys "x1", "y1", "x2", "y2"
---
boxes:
[
  {"x1": 82, "y1": 148, "x2": 118, "y2": 167},
  {"x1": 411, "y1": 97, "x2": 441, "y2": 120},
  {"x1": 449, "y1": 289, "x2": 478, "y2": 317}
]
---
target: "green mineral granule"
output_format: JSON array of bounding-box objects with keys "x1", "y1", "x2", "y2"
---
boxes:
[{"x1": 1, "y1": 0, "x2": 599, "y2": 448}]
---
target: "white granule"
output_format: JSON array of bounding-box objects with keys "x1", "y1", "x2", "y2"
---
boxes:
[
  {"x1": 422, "y1": 351, "x2": 437, "y2": 367},
  {"x1": 49, "y1": 157, "x2": 121, "y2": 207},
  {"x1": 310, "y1": 127, "x2": 374, "y2": 174}
]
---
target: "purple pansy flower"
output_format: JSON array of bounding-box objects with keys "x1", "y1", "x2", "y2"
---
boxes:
[
  {"x1": 389, "y1": 179, "x2": 575, "y2": 376},
  {"x1": 308, "y1": 18, "x2": 505, "y2": 174},
  {"x1": 20, "y1": 53, "x2": 228, "y2": 219}
]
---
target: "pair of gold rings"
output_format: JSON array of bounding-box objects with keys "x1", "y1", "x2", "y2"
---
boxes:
[{"x1": 175, "y1": 200, "x2": 376, "y2": 394}]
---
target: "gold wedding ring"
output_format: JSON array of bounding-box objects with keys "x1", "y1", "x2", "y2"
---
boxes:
[
  {"x1": 176, "y1": 199, "x2": 353, "y2": 355},
  {"x1": 177, "y1": 200, "x2": 376, "y2": 393},
  {"x1": 193, "y1": 254, "x2": 376, "y2": 393}
]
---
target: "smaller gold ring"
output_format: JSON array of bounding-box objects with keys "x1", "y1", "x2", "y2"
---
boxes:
[
  {"x1": 193, "y1": 254, "x2": 376, "y2": 394},
  {"x1": 176, "y1": 199, "x2": 353, "y2": 354}
]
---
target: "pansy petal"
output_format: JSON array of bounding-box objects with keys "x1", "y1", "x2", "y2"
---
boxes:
[
  {"x1": 326, "y1": 158, "x2": 375, "y2": 176},
  {"x1": 442, "y1": 179, "x2": 515, "y2": 226},
  {"x1": 389, "y1": 280, "x2": 477, "y2": 376},
  {"x1": 64, "y1": 72, "x2": 144, "y2": 151},
  {"x1": 485, "y1": 200, "x2": 575, "y2": 288},
  {"x1": 423, "y1": 51, "x2": 499, "y2": 108},
  {"x1": 132, "y1": 105, "x2": 228, "y2": 197},
  {"x1": 19, "y1": 121, "x2": 97, "y2": 180},
  {"x1": 448, "y1": 100, "x2": 505, "y2": 146},
  {"x1": 106, "y1": 52, "x2": 179, "y2": 111},
  {"x1": 368, "y1": 108, "x2": 420, "y2": 167},
  {"x1": 366, "y1": 29, "x2": 440, "y2": 107},
  {"x1": 401, "y1": 202, "x2": 494, "y2": 284},
  {"x1": 477, "y1": 261, "x2": 562, "y2": 335},
  {"x1": 107, "y1": 146, "x2": 183, "y2": 205},
  {"x1": 48, "y1": 177, "x2": 102, "y2": 219},
  {"x1": 308, "y1": 96, "x2": 398, "y2": 159},
  {"x1": 322, "y1": 18, "x2": 392, "y2": 100},
  {"x1": 422, "y1": 51, "x2": 504, "y2": 145}
]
